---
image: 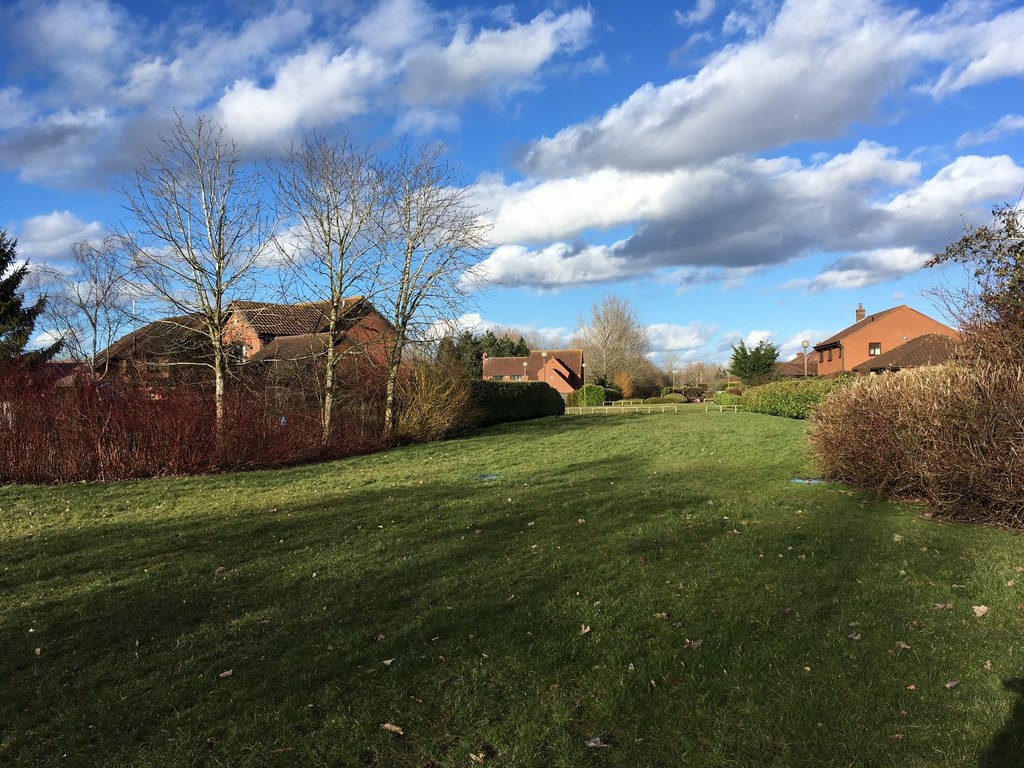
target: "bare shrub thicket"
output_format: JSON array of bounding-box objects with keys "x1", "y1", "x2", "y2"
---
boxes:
[
  {"x1": 393, "y1": 360, "x2": 477, "y2": 443},
  {"x1": 0, "y1": 366, "x2": 385, "y2": 484},
  {"x1": 808, "y1": 363, "x2": 1024, "y2": 528}
]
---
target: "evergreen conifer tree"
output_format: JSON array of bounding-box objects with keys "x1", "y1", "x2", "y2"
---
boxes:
[{"x1": 0, "y1": 230, "x2": 61, "y2": 364}]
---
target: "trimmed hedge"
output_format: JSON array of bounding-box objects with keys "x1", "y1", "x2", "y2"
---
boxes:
[
  {"x1": 567, "y1": 383, "x2": 606, "y2": 407},
  {"x1": 713, "y1": 391, "x2": 744, "y2": 407},
  {"x1": 468, "y1": 380, "x2": 565, "y2": 426},
  {"x1": 742, "y1": 375, "x2": 854, "y2": 419}
]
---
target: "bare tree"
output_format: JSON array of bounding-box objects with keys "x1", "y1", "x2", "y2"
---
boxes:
[
  {"x1": 573, "y1": 294, "x2": 650, "y2": 386},
  {"x1": 45, "y1": 237, "x2": 136, "y2": 374},
  {"x1": 376, "y1": 142, "x2": 490, "y2": 435},
  {"x1": 121, "y1": 113, "x2": 267, "y2": 428},
  {"x1": 272, "y1": 134, "x2": 384, "y2": 442}
]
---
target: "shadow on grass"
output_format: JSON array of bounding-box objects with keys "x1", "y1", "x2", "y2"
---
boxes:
[
  {"x1": 979, "y1": 678, "x2": 1024, "y2": 767},
  {"x1": 0, "y1": 417, "x2": 1009, "y2": 767}
]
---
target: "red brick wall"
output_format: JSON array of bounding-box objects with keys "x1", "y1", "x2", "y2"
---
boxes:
[{"x1": 816, "y1": 306, "x2": 959, "y2": 375}]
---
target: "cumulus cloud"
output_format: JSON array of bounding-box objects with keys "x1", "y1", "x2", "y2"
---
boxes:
[
  {"x1": 520, "y1": 0, "x2": 918, "y2": 176},
  {"x1": 782, "y1": 247, "x2": 930, "y2": 293},
  {"x1": 216, "y1": 46, "x2": 388, "y2": 146},
  {"x1": 473, "y1": 140, "x2": 1024, "y2": 290},
  {"x1": 400, "y1": 8, "x2": 592, "y2": 106},
  {"x1": 14, "y1": 211, "x2": 106, "y2": 262},
  {"x1": 647, "y1": 321, "x2": 719, "y2": 353},
  {"x1": 520, "y1": 0, "x2": 1024, "y2": 177},
  {"x1": 352, "y1": 0, "x2": 435, "y2": 52}
]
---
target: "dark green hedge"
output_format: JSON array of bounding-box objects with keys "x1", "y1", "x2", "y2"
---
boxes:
[{"x1": 468, "y1": 380, "x2": 565, "y2": 426}]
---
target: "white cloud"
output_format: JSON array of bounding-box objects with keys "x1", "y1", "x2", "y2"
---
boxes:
[
  {"x1": 778, "y1": 329, "x2": 831, "y2": 358},
  {"x1": 463, "y1": 240, "x2": 636, "y2": 290},
  {"x1": 924, "y1": 6, "x2": 1024, "y2": 96},
  {"x1": 400, "y1": 8, "x2": 592, "y2": 106},
  {"x1": 957, "y1": 114, "x2": 1024, "y2": 147},
  {"x1": 782, "y1": 247, "x2": 929, "y2": 293},
  {"x1": 675, "y1": 0, "x2": 716, "y2": 27},
  {"x1": 352, "y1": 0, "x2": 435, "y2": 52},
  {"x1": 745, "y1": 329, "x2": 776, "y2": 346},
  {"x1": 521, "y1": 0, "x2": 917, "y2": 175},
  {"x1": 647, "y1": 321, "x2": 719, "y2": 352},
  {"x1": 216, "y1": 46, "x2": 388, "y2": 146},
  {"x1": 15, "y1": 211, "x2": 105, "y2": 262}
]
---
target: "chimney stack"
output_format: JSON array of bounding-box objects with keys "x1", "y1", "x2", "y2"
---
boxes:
[{"x1": 855, "y1": 303, "x2": 865, "y2": 322}]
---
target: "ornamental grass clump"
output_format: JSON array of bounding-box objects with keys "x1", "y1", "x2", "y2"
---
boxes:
[{"x1": 808, "y1": 363, "x2": 1024, "y2": 528}]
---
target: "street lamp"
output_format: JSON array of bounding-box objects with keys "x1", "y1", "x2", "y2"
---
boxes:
[
  {"x1": 801, "y1": 340, "x2": 809, "y2": 377},
  {"x1": 522, "y1": 360, "x2": 528, "y2": 381}
]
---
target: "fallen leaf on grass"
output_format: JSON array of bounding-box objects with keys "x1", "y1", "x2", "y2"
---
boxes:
[
  {"x1": 895, "y1": 641, "x2": 912, "y2": 650},
  {"x1": 380, "y1": 722, "x2": 404, "y2": 736},
  {"x1": 891, "y1": 733, "x2": 905, "y2": 741},
  {"x1": 944, "y1": 680, "x2": 959, "y2": 689},
  {"x1": 906, "y1": 684, "x2": 917, "y2": 691},
  {"x1": 34, "y1": 647, "x2": 41, "y2": 657},
  {"x1": 580, "y1": 625, "x2": 591, "y2": 636},
  {"x1": 933, "y1": 603, "x2": 953, "y2": 610},
  {"x1": 973, "y1": 605, "x2": 989, "y2": 618},
  {"x1": 654, "y1": 612, "x2": 668, "y2": 620},
  {"x1": 213, "y1": 566, "x2": 226, "y2": 575},
  {"x1": 892, "y1": 534, "x2": 904, "y2": 543},
  {"x1": 585, "y1": 736, "x2": 613, "y2": 748},
  {"x1": 847, "y1": 632, "x2": 862, "y2": 641},
  {"x1": 985, "y1": 660, "x2": 993, "y2": 671},
  {"x1": 383, "y1": 658, "x2": 396, "y2": 666},
  {"x1": 218, "y1": 669, "x2": 233, "y2": 679},
  {"x1": 685, "y1": 638, "x2": 703, "y2": 650}
]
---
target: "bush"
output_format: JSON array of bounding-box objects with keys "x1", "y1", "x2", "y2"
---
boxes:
[
  {"x1": 742, "y1": 375, "x2": 854, "y2": 419},
  {"x1": 394, "y1": 361, "x2": 476, "y2": 443},
  {"x1": 603, "y1": 387, "x2": 622, "y2": 403},
  {"x1": 644, "y1": 393, "x2": 686, "y2": 404},
  {"x1": 808, "y1": 363, "x2": 1024, "y2": 528},
  {"x1": 714, "y1": 391, "x2": 744, "y2": 407},
  {"x1": 467, "y1": 380, "x2": 564, "y2": 427},
  {"x1": 568, "y1": 383, "x2": 606, "y2": 407},
  {"x1": 0, "y1": 368, "x2": 386, "y2": 484}
]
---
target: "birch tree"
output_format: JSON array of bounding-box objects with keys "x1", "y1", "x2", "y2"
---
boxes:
[
  {"x1": 121, "y1": 113, "x2": 267, "y2": 428},
  {"x1": 272, "y1": 134, "x2": 384, "y2": 442},
  {"x1": 574, "y1": 294, "x2": 650, "y2": 386},
  {"x1": 376, "y1": 142, "x2": 490, "y2": 435},
  {"x1": 47, "y1": 237, "x2": 135, "y2": 374}
]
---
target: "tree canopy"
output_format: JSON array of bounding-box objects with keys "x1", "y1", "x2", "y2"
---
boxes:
[
  {"x1": 0, "y1": 230, "x2": 61, "y2": 365},
  {"x1": 927, "y1": 203, "x2": 1024, "y2": 361},
  {"x1": 729, "y1": 339, "x2": 778, "y2": 386}
]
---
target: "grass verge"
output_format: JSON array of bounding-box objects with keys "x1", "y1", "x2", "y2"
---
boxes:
[{"x1": 2, "y1": 411, "x2": 1022, "y2": 767}]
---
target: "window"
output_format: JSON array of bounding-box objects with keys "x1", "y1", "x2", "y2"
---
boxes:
[
  {"x1": 827, "y1": 349, "x2": 833, "y2": 362},
  {"x1": 818, "y1": 350, "x2": 824, "y2": 363},
  {"x1": 489, "y1": 375, "x2": 503, "y2": 381},
  {"x1": 510, "y1": 375, "x2": 522, "y2": 381},
  {"x1": 869, "y1": 342, "x2": 881, "y2": 356}
]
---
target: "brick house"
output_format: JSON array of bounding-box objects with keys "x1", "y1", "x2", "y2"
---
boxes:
[
  {"x1": 482, "y1": 349, "x2": 584, "y2": 398},
  {"x1": 98, "y1": 297, "x2": 394, "y2": 381},
  {"x1": 813, "y1": 304, "x2": 959, "y2": 376},
  {"x1": 776, "y1": 351, "x2": 818, "y2": 378},
  {"x1": 222, "y1": 297, "x2": 393, "y2": 367},
  {"x1": 851, "y1": 333, "x2": 961, "y2": 374}
]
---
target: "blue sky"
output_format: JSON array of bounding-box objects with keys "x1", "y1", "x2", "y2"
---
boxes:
[{"x1": 2, "y1": 0, "x2": 1024, "y2": 364}]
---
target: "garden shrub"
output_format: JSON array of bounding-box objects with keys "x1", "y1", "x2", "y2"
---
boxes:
[
  {"x1": 467, "y1": 380, "x2": 565, "y2": 427},
  {"x1": 644, "y1": 393, "x2": 686, "y2": 404},
  {"x1": 603, "y1": 386, "x2": 622, "y2": 403},
  {"x1": 568, "y1": 383, "x2": 606, "y2": 407},
  {"x1": 714, "y1": 391, "x2": 744, "y2": 406},
  {"x1": 743, "y1": 375, "x2": 854, "y2": 419},
  {"x1": 394, "y1": 361, "x2": 476, "y2": 443},
  {"x1": 0, "y1": 367, "x2": 385, "y2": 484},
  {"x1": 808, "y1": 363, "x2": 1024, "y2": 528}
]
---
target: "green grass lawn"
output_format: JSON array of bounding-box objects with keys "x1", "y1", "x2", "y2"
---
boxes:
[{"x1": 2, "y1": 410, "x2": 1023, "y2": 767}]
